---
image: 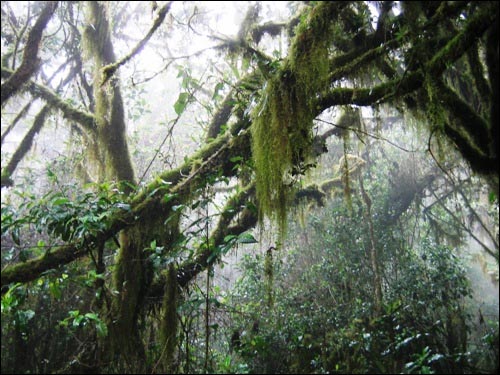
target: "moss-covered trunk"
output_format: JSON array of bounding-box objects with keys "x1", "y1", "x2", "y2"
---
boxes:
[
  {"x1": 158, "y1": 264, "x2": 179, "y2": 373},
  {"x1": 83, "y1": 2, "x2": 149, "y2": 371}
]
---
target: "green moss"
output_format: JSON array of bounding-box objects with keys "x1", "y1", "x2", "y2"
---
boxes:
[{"x1": 251, "y1": 2, "x2": 334, "y2": 235}]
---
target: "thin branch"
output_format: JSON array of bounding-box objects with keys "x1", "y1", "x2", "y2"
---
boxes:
[
  {"x1": 428, "y1": 189, "x2": 498, "y2": 261},
  {"x1": 1, "y1": 102, "x2": 32, "y2": 145},
  {"x1": 100, "y1": 1, "x2": 173, "y2": 86},
  {"x1": 315, "y1": 118, "x2": 419, "y2": 153}
]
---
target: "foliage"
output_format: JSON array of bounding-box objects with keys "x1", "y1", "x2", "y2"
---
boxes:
[
  {"x1": 222, "y1": 147, "x2": 492, "y2": 374},
  {"x1": 2, "y1": 170, "x2": 129, "y2": 247}
]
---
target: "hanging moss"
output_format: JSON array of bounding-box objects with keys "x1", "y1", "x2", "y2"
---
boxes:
[{"x1": 251, "y1": 2, "x2": 336, "y2": 235}]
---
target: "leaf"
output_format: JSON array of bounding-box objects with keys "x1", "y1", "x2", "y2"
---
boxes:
[
  {"x1": 237, "y1": 232, "x2": 257, "y2": 244},
  {"x1": 245, "y1": 201, "x2": 258, "y2": 215},
  {"x1": 73, "y1": 315, "x2": 85, "y2": 327},
  {"x1": 95, "y1": 320, "x2": 108, "y2": 338},
  {"x1": 489, "y1": 191, "x2": 497, "y2": 204},
  {"x1": 174, "y1": 92, "x2": 189, "y2": 115},
  {"x1": 428, "y1": 353, "x2": 444, "y2": 363},
  {"x1": 84, "y1": 312, "x2": 99, "y2": 321},
  {"x1": 230, "y1": 156, "x2": 243, "y2": 163},
  {"x1": 223, "y1": 234, "x2": 237, "y2": 243},
  {"x1": 12, "y1": 229, "x2": 20, "y2": 246},
  {"x1": 207, "y1": 249, "x2": 220, "y2": 264},
  {"x1": 115, "y1": 203, "x2": 131, "y2": 211},
  {"x1": 52, "y1": 197, "x2": 70, "y2": 206},
  {"x1": 148, "y1": 185, "x2": 169, "y2": 198},
  {"x1": 212, "y1": 82, "x2": 224, "y2": 100},
  {"x1": 163, "y1": 193, "x2": 176, "y2": 204},
  {"x1": 49, "y1": 280, "x2": 62, "y2": 300}
]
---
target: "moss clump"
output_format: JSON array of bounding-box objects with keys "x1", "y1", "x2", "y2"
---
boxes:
[{"x1": 251, "y1": 2, "x2": 335, "y2": 234}]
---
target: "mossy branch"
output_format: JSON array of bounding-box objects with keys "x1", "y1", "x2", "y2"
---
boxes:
[
  {"x1": 318, "y1": 2, "x2": 497, "y2": 111},
  {"x1": 1, "y1": 67, "x2": 97, "y2": 133},
  {"x1": 1, "y1": 124, "x2": 251, "y2": 291},
  {"x1": 1, "y1": 244, "x2": 89, "y2": 293},
  {"x1": 436, "y1": 79, "x2": 491, "y2": 155},
  {"x1": 1, "y1": 102, "x2": 32, "y2": 146},
  {"x1": 206, "y1": 71, "x2": 261, "y2": 141},
  {"x1": 176, "y1": 183, "x2": 257, "y2": 287},
  {"x1": 158, "y1": 181, "x2": 332, "y2": 295},
  {"x1": 1, "y1": 1, "x2": 58, "y2": 106},
  {"x1": 100, "y1": 1, "x2": 173, "y2": 87}
]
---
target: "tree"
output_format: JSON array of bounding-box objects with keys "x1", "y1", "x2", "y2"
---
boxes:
[{"x1": 1, "y1": 1, "x2": 498, "y2": 373}]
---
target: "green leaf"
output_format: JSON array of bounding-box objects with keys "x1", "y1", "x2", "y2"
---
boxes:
[
  {"x1": 237, "y1": 232, "x2": 257, "y2": 244},
  {"x1": 52, "y1": 197, "x2": 70, "y2": 206},
  {"x1": 212, "y1": 82, "x2": 224, "y2": 100},
  {"x1": 115, "y1": 203, "x2": 131, "y2": 211},
  {"x1": 489, "y1": 191, "x2": 497, "y2": 203},
  {"x1": 95, "y1": 320, "x2": 108, "y2": 338},
  {"x1": 12, "y1": 229, "x2": 20, "y2": 246},
  {"x1": 245, "y1": 201, "x2": 258, "y2": 215},
  {"x1": 73, "y1": 315, "x2": 85, "y2": 327},
  {"x1": 84, "y1": 312, "x2": 99, "y2": 321},
  {"x1": 163, "y1": 193, "x2": 176, "y2": 204},
  {"x1": 230, "y1": 156, "x2": 243, "y2": 163},
  {"x1": 223, "y1": 234, "x2": 237, "y2": 243},
  {"x1": 174, "y1": 92, "x2": 189, "y2": 115},
  {"x1": 49, "y1": 280, "x2": 62, "y2": 300}
]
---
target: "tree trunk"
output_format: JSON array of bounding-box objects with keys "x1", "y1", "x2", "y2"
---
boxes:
[
  {"x1": 359, "y1": 174, "x2": 383, "y2": 316},
  {"x1": 83, "y1": 2, "x2": 148, "y2": 371}
]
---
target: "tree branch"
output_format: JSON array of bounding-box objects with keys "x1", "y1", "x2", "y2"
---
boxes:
[
  {"x1": 0, "y1": 122, "x2": 251, "y2": 291},
  {"x1": 1, "y1": 67, "x2": 97, "y2": 133},
  {"x1": 318, "y1": 2, "x2": 497, "y2": 111},
  {"x1": 100, "y1": 1, "x2": 173, "y2": 86},
  {"x1": 1, "y1": 1, "x2": 58, "y2": 106}
]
